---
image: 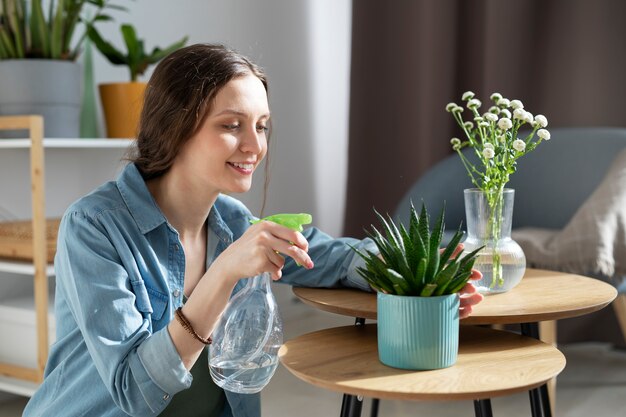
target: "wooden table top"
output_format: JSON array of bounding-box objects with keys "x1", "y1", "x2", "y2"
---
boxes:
[
  {"x1": 292, "y1": 269, "x2": 618, "y2": 324},
  {"x1": 279, "y1": 324, "x2": 565, "y2": 401}
]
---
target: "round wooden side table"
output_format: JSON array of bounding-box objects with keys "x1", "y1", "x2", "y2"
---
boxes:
[
  {"x1": 279, "y1": 324, "x2": 566, "y2": 417},
  {"x1": 292, "y1": 269, "x2": 617, "y2": 324},
  {"x1": 290, "y1": 268, "x2": 617, "y2": 417}
]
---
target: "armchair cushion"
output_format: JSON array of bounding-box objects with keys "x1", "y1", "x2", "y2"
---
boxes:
[{"x1": 513, "y1": 147, "x2": 626, "y2": 289}]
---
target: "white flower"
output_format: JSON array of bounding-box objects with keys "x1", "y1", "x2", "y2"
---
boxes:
[
  {"x1": 484, "y1": 113, "x2": 498, "y2": 122},
  {"x1": 462, "y1": 91, "x2": 475, "y2": 101},
  {"x1": 474, "y1": 116, "x2": 484, "y2": 122},
  {"x1": 478, "y1": 121, "x2": 490, "y2": 128},
  {"x1": 445, "y1": 102, "x2": 458, "y2": 112},
  {"x1": 467, "y1": 98, "x2": 482, "y2": 109},
  {"x1": 463, "y1": 121, "x2": 474, "y2": 129},
  {"x1": 450, "y1": 138, "x2": 461, "y2": 146},
  {"x1": 482, "y1": 147, "x2": 495, "y2": 159},
  {"x1": 510, "y1": 99, "x2": 524, "y2": 109},
  {"x1": 534, "y1": 114, "x2": 548, "y2": 128},
  {"x1": 512, "y1": 139, "x2": 526, "y2": 152},
  {"x1": 500, "y1": 109, "x2": 511, "y2": 118},
  {"x1": 489, "y1": 106, "x2": 500, "y2": 114},
  {"x1": 490, "y1": 93, "x2": 503, "y2": 103},
  {"x1": 538, "y1": 129, "x2": 551, "y2": 140},
  {"x1": 498, "y1": 98, "x2": 510, "y2": 107},
  {"x1": 452, "y1": 105, "x2": 464, "y2": 113},
  {"x1": 497, "y1": 118, "x2": 513, "y2": 130},
  {"x1": 513, "y1": 108, "x2": 526, "y2": 120},
  {"x1": 483, "y1": 143, "x2": 494, "y2": 150},
  {"x1": 522, "y1": 111, "x2": 534, "y2": 124}
]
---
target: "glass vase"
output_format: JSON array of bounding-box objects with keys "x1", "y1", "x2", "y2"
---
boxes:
[{"x1": 462, "y1": 188, "x2": 526, "y2": 294}]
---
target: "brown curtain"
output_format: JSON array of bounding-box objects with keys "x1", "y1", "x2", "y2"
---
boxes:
[
  {"x1": 344, "y1": 0, "x2": 626, "y2": 237},
  {"x1": 345, "y1": 0, "x2": 626, "y2": 346}
]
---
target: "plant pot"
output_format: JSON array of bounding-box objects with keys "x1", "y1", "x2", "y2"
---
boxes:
[
  {"x1": 377, "y1": 292, "x2": 459, "y2": 370},
  {"x1": 99, "y1": 82, "x2": 146, "y2": 138},
  {"x1": 462, "y1": 188, "x2": 526, "y2": 294},
  {"x1": 0, "y1": 60, "x2": 82, "y2": 138}
]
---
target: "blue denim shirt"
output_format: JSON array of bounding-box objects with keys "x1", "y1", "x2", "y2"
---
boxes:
[{"x1": 23, "y1": 163, "x2": 375, "y2": 417}]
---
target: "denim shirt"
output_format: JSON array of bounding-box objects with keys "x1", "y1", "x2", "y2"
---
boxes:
[{"x1": 24, "y1": 163, "x2": 375, "y2": 417}]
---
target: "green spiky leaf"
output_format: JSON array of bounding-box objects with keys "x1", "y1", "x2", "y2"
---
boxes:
[{"x1": 348, "y1": 203, "x2": 481, "y2": 297}]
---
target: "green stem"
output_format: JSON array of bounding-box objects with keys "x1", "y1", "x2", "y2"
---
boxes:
[{"x1": 486, "y1": 187, "x2": 505, "y2": 288}]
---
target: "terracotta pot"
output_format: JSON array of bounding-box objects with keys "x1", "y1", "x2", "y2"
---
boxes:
[{"x1": 99, "y1": 82, "x2": 146, "y2": 138}]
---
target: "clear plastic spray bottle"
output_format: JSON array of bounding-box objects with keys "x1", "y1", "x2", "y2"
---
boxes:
[{"x1": 209, "y1": 213, "x2": 312, "y2": 394}]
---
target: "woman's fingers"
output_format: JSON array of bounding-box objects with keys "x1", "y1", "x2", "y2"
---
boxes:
[
  {"x1": 255, "y1": 221, "x2": 313, "y2": 268},
  {"x1": 272, "y1": 239, "x2": 314, "y2": 269}
]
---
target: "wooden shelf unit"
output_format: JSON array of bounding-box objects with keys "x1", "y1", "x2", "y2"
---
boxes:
[{"x1": 0, "y1": 116, "x2": 133, "y2": 394}]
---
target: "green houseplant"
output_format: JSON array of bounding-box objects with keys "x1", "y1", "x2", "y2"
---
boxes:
[
  {"x1": 86, "y1": 23, "x2": 187, "y2": 138},
  {"x1": 0, "y1": 0, "x2": 125, "y2": 137},
  {"x1": 351, "y1": 203, "x2": 481, "y2": 370}
]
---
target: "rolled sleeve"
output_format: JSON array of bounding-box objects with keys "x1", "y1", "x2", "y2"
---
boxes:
[{"x1": 133, "y1": 328, "x2": 192, "y2": 408}]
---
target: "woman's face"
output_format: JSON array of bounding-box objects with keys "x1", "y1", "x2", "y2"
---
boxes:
[{"x1": 175, "y1": 74, "x2": 270, "y2": 196}]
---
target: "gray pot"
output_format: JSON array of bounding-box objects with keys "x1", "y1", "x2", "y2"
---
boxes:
[{"x1": 0, "y1": 60, "x2": 82, "y2": 138}]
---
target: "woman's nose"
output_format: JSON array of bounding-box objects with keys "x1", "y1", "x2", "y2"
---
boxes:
[{"x1": 240, "y1": 126, "x2": 264, "y2": 153}]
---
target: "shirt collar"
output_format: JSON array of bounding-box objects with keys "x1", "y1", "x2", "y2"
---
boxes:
[
  {"x1": 116, "y1": 163, "x2": 168, "y2": 234},
  {"x1": 116, "y1": 163, "x2": 235, "y2": 244}
]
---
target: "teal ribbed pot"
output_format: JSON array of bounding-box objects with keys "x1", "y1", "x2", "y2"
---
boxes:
[{"x1": 377, "y1": 292, "x2": 459, "y2": 370}]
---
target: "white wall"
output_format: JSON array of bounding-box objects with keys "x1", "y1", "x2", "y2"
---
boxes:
[{"x1": 87, "y1": 0, "x2": 352, "y2": 236}]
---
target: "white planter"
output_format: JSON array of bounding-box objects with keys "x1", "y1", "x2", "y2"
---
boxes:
[{"x1": 0, "y1": 60, "x2": 82, "y2": 138}]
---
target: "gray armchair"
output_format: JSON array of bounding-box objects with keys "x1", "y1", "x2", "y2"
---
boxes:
[{"x1": 394, "y1": 127, "x2": 626, "y2": 345}]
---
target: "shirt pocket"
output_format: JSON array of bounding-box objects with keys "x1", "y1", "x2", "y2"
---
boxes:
[{"x1": 130, "y1": 279, "x2": 168, "y2": 322}]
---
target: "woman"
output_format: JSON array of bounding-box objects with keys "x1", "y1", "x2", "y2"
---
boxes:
[{"x1": 24, "y1": 44, "x2": 482, "y2": 417}]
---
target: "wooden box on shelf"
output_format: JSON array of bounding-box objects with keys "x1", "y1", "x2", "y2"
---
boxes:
[{"x1": 0, "y1": 219, "x2": 61, "y2": 263}]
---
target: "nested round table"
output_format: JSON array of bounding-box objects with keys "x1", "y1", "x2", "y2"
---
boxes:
[
  {"x1": 279, "y1": 325, "x2": 565, "y2": 415},
  {"x1": 290, "y1": 268, "x2": 617, "y2": 417},
  {"x1": 278, "y1": 324, "x2": 565, "y2": 401},
  {"x1": 292, "y1": 269, "x2": 617, "y2": 325}
]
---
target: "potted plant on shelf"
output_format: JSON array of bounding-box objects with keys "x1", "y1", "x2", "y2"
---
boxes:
[
  {"x1": 0, "y1": 0, "x2": 124, "y2": 137},
  {"x1": 87, "y1": 23, "x2": 187, "y2": 138},
  {"x1": 351, "y1": 203, "x2": 481, "y2": 370}
]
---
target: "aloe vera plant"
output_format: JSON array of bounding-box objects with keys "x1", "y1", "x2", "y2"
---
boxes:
[
  {"x1": 351, "y1": 203, "x2": 481, "y2": 296},
  {"x1": 0, "y1": 0, "x2": 125, "y2": 60}
]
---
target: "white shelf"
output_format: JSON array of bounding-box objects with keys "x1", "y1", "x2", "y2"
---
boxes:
[
  {"x1": 0, "y1": 374, "x2": 39, "y2": 397},
  {"x1": 0, "y1": 138, "x2": 133, "y2": 149},
  {"x1": 0, "y1": 260, "x2": 55, "y2": 276}
]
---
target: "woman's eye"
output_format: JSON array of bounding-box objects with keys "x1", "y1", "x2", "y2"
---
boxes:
[
  {"x1": 256, "y1": 125, "x2": 268, "y2": 133},
  {"x1": 223, "y1": 123, "x2": 240, "y2": 131}
]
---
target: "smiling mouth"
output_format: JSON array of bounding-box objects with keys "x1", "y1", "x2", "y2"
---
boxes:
[
  {"x1": 227, "y1": 162, "x2": 255, "y2": 174},
  {"x1": 229, "y1": 162, "x2": 254, "y2": 170}
]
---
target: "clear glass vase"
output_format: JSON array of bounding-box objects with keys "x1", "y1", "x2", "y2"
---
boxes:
[
  {"x1": 462, "y1": 188, "x2": 526, "y2": 294},
  {"x1": 209, "y1": 272, "x2": 283, "y2": 393}
]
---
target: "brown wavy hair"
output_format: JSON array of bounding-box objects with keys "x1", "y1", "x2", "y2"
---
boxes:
[{"x1": 131, "y1": 43, "x2": 269, "y2": 180}]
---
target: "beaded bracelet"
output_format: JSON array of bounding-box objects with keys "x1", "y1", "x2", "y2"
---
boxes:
[{"x1": 175, "y1": 307, "x2": 212, "y2": 345}]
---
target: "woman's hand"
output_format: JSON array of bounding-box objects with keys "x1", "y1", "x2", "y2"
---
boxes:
[
  {"x1": 458, "y1": 271, "x2": 483, "y2": 319},
  {"x1": 450, "y1": 243, "x2": 484, "y2": 319},
  {"x1": 213, "y1": 220, "x2": 314, "y2": 283}
]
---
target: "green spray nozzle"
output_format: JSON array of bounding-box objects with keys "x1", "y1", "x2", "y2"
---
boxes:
[{"x1": 250, "y1": 213, "x2": 313, "y2": 232}]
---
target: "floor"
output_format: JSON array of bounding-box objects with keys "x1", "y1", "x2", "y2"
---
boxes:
[{"x1": 1, "y1": 284, "x2": 625, "y2": 416}]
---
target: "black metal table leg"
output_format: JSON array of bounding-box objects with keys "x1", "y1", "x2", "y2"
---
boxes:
[
  {"x1": 340, "y1": 394, "x2": 363, "y2": 417},
  {"x1": 473, "y1": 399, "x2": 494, "y2": 417},
  {"x1": 521, "y1": 322, "x2": 551, "y2": 417},
  {"x1": 370, "y1": 398, "x2": 379, "y2": 417}
]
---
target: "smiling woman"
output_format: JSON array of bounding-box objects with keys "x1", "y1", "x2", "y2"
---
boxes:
[{"x1": 21, "y1": 43, "x2": 482, "y2": 417}]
